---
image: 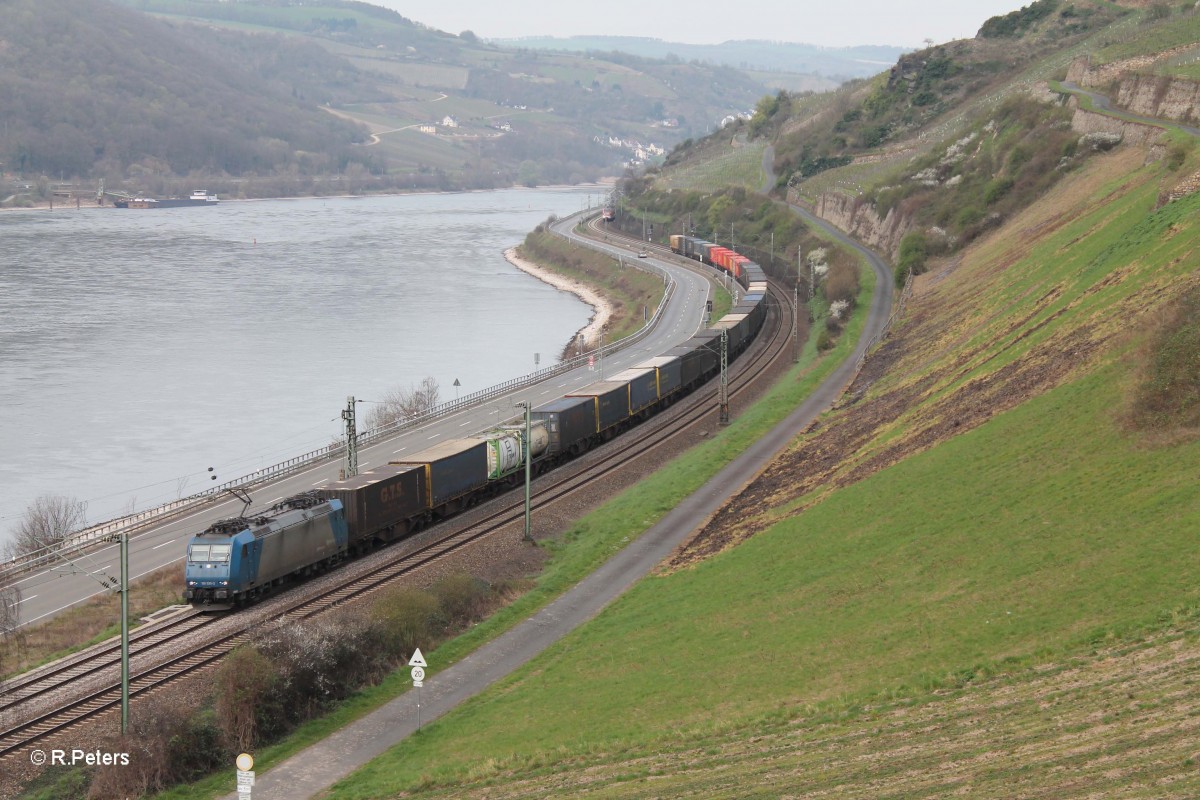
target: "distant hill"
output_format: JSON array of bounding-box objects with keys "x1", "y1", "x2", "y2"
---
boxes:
[
  {"x1": 0, "y1": 0, "x2": 374, "y2": 187},
  {"x1": 1, "y1": 0, "x2": 789, "y2": 195},
  {"x1": 491, "y1": 36, "x2": 906, "y2": 80}
]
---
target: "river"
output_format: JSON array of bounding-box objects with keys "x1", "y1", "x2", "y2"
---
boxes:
[{"x1": 0, "y1": 187, "x2": 602, "y2": 544}]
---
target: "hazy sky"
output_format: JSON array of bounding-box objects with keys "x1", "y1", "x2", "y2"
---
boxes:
[{"x1": 372, "y1": 0, "x2": 1032, "y2": 48}]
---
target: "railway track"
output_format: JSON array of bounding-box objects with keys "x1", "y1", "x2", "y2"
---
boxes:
[
  {"x1": 0, "y1": 610, "x2": 214, "y2": 717},
  {"x1": 0, "y1": 240, "x2": 795, "y2": 763}
]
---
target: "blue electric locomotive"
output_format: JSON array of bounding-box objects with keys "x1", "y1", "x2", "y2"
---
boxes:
[{"x1": 185, "y1": 492, "x2": 348, "y2": 607}]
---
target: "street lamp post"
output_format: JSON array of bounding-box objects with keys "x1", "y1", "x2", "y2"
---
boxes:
[
  {"x1": 342, "y1": 396, "x2": 358, "y2": 478},
  {"x1": 119, "y1": 532, "x2": 129, "y2": 734},
  {"x1": 516, "y1": 401, "x2": 534, "y2": 543}
]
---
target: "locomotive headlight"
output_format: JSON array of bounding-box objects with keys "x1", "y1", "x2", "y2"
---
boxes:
[
  {"x1": 188, "y1": 581, "x2": 196, "y2": 586},
  {"x1": 220, "y1": 581, "x2": 228, "y2": 586}
]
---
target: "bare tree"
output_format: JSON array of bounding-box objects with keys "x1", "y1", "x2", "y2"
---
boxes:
[
  {"x1": 365, "y1": 377, "x2": 441, "y2": 430},
  {"x1": 6, "y1": 494, "x2": 87, "y2": 559}
]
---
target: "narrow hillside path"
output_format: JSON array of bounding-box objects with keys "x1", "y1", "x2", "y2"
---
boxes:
[
  {"x1": 218, "y1": 214, "x2": 894, "y2": 800},
  {"x1": 760, "y1": 144, "x2": 776, "y2": 194},
  {"x1": 320, "y1": 106, "x2": 426, "y2": 145}
]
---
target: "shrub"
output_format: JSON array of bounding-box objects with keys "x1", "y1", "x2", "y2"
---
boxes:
[
  {"x1": 896, "y1": 231, "x2": 929, "y2": 286},
  {"x1": 87, "y1": 695, "x2": 225, "y2": 798},
  {"x1": 432, "y1": 573, "x2": 492, "y2": 627},
  {"x1": 956, "y1": 206, "x2": 985, "y2": 227},
  {"x1": 258, "y1": 616, "x2": 388, "y2": 721},
  {"x1": 214, "y1": 645, "x2": 281, "y2": 751},
  {"x1": 1129, "y1": 286, "x2": 1200, "y2": 429},
  {"x1": 1145, "y1": 2, "x2": 1172, "y2": 21},
  {"x1": 824, "y1": 261, "x2": 860, "y2": 307},
  {"x1": 370, "y1": 585, "x2": 445, "y2": 662},
  {"x1": 1166, "y1": 142, "x2": 1189, "y2": 171},
  {"x1": 983, "y1": 176, "x2": 1015, "y2": 206},
  {"x1": 979, "y1": 0, "x2": 1060, "y2": 37}
]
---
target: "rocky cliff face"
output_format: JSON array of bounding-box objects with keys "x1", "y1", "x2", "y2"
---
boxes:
[
  {"x1": 1070, "y1": 106, "x2": 1165, "y2": 146},
  {"x1": 800, "y1": 192, "x2": 909, "y2": 259},
  {"x1": 1114, "y1": 74, "x2": 1200, "y2": 125}
]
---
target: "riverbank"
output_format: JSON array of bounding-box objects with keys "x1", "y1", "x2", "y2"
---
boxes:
[
  {"x1": 504, "y1": 247, "x2": 613, "y2": 350},
  {"x1": 0, "y1": 180, "x2": 617, "y2": 213}
]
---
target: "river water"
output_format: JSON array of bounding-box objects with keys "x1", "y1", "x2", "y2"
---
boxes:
[{"x1": 0, "y1": 187, "x2": 600, "y2": 543}]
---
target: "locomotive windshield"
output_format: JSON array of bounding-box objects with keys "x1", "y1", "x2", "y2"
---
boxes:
[{"x1": 188, "y1": 543, "x2": 231, "y2": 563}]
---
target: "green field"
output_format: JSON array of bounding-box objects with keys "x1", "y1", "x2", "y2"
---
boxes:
[
  {"x1": 344, "y1": 56, "x2": 471, "y2": 89},
  {"x1": 655, "y1": 140, "x2": 768, "y2": 193}
]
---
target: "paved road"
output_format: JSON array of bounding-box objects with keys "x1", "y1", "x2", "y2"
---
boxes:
[
  {"x1": 11, "y1": 227, "x2": 716, "y2": 627},
  {"x1": 219, "y1": 205, "x2": 896, "y2": 800}
]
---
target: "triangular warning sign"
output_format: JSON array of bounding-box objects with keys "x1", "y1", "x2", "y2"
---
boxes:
[{"x1": 408, "y1": 648, "x2": 427, "y2": 668}]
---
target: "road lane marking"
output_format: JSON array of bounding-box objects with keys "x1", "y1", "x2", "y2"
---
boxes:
[
  {"x1": 151, "y1": 539, "x2": 176, "y2": 550},
  {"x1": 15, "y1": 594, "x2": 37, "y2": 605},
  {"x1": 393, "y1": 447, "x2": 406, "y2": 453},
  {"x1": 21, "y1": 592, "x2": 108, "y2": 627}
]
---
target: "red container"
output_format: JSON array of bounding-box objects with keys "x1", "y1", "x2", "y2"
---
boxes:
[{"x1": 709, "y1": 247, "x2": 732, "y2": 271}]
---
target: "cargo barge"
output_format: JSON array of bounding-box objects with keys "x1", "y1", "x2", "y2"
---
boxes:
[{"x1": 114, "y1": 190, "x2": 220, "y2": 208}]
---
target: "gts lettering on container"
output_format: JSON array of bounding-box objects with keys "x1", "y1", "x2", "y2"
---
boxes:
[{"x1": 380, "y1": 484, "x2": 406, "y2": 503}]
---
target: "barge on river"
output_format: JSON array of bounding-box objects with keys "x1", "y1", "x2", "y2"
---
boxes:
[{"x1": 114, "y1": 190, "x2": 220, "y2": 208}]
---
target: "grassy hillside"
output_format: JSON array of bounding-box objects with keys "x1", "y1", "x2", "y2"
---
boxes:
[
  {"x1": 308, "y1": 4, "x2": 1200, "y2": 793},
  {"x1": 489, "y1": 36, "x2": 906, "y2": 83}
]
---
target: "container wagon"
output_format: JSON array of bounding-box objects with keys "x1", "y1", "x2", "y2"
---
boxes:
[
  {"x1": 318, "y1": 464, "x2": 426, "y2": 549},
  {"x1": 391, "y1": 439, "x2": 490, "y2": 518},
  {"x1": 567, "y1": 380, "x2": 632, "y2": 434}
]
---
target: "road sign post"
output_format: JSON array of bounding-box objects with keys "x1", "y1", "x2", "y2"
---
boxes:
[
  {"x1": 235, "y1": 753, "x2": 254, "y2": 799},
  {"x1": 409, "y1": 648, "x2": 428, "y2": 730}
]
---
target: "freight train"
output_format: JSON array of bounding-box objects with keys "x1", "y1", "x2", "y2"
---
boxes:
[{"x1": 185, "y1": 245, "x2": 768, "y2": 608}]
